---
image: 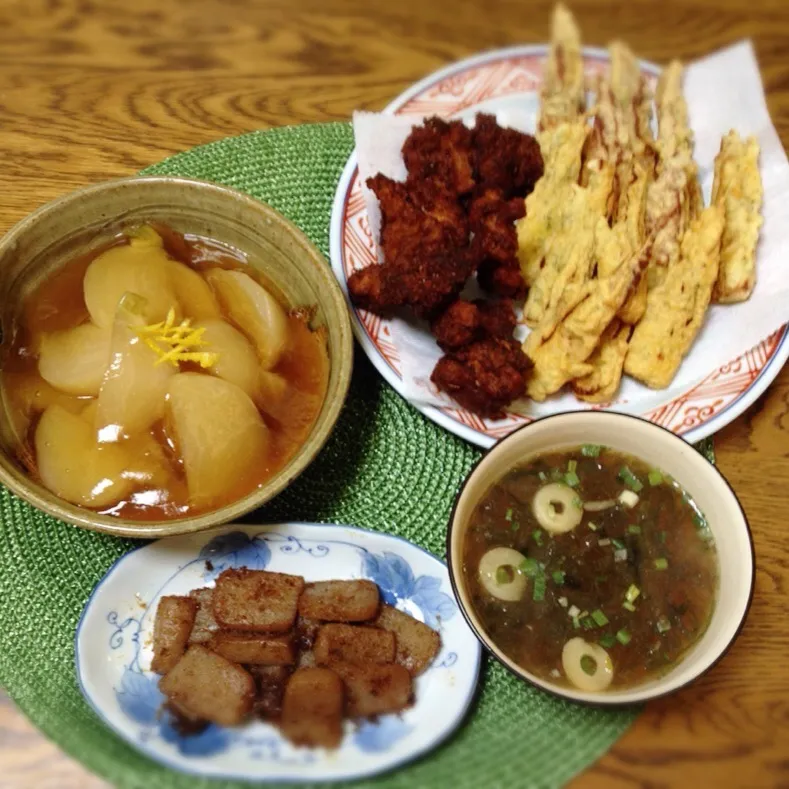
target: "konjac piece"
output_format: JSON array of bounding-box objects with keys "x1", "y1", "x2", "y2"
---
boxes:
[
  {"x1": 313, "y1": 624, "x2": 396, "y2": 666},
  {"x1": 280, "y1": 667, "x2": 344, "y2": 749},
  {"x1": 330, "y1": 661, "x2": 413, "y2": 717},
  {"x1": 297, "y1": 580, "x2": 380, "y2": 622},
  {"x1": 165, "y1": 373, "x2": 269, "y2": 508},
  {"x1": 208, "y1": 632, "x2": 295, "y2": 666},
  {"x1": 159, "y1": 644, "x2": 255, "y2": 726},
  {"x1": 212, "y1": 568, "x2": 305, "y2": 633},
  {"x1": 373, "y1": 605, "x2": 442, "y2": 676},
  {"x1": 151, "y1": 595, "x2": 198, "y2": 674}
]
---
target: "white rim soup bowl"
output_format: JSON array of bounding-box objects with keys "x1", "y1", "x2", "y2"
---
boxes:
[{"x1": 447, "y1": 411, "x2": 755, "y2": 706}]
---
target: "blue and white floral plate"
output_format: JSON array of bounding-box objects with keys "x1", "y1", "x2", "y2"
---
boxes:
[{"x1": 76, "y1": 523, "x2": 482, "y2": 783}]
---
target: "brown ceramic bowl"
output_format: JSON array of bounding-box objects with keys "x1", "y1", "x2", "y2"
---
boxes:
[{"x1": 0, "y1": 176, "x2": 353, "y2": 538}]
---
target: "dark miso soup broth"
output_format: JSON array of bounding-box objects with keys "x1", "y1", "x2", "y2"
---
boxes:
[{"x1": 463, "y1": 446, "x2": 718, "y2": 692}]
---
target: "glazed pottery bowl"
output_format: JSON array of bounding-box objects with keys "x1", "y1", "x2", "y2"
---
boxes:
[{"x1": 0, "y1": 176, "x2": 353, "y2": 538}]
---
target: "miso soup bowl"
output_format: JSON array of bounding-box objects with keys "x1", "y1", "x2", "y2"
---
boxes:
[
  {"x1": 447, "y1": 411, "x2": 755, "y2": 706},
  {"x1": 0, "y1": 176, "x2": 353, "y2": 539}
]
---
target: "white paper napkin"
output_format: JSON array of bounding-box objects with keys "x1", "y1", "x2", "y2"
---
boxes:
[{"x1": 352, "y1": 41, "x2": 789, "y2": 413}]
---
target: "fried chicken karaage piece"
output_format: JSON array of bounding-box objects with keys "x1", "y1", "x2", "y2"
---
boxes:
[
  {"x1": 467, "y1": 186, "x2": 527, "y2": 298},
  {"x1": 431, "y1": 298, "x2": 517, "y2": 351},
  {"x1": 347, "y1": 174, "x2": 471, "y2": 316},
  {"x1": 402, "y1": 117, "x2": 475, "y2": 196},
  {"x1": 472, "y1": 113, "x2": 544, "y2": 198},
  {"x1": 431, "y1": 337, "x2": 531, "y2": 419}
]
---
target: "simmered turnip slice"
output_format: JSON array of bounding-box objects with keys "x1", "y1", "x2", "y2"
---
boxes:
[
  {"x1": 83, "y1": 227, "x2": 179, "y2": 329},
  {"x1": 166, "y1": 373, "x2": 269, "y2": 508},
  {"x1": 205, "y1": 269, "x2": 288, "y2": 370},
  {"x1": 38, "y1": 322, "x2": 112, "y2": 396},
  {"x1": 95, "y1": 299, "x2": 176, "y2": 442},
  {"x1": 194, "y1": 319, "x2": 261, "y2": 400},
  {"x1": 35, "y1": 404, "x2": 132, "y2": 508},
  {"x1": 122, "y1": 433, "x2": 175, "y2": 489},
  {"x1": 168, "y1": 261, "x2": 221, "y2": 320}
]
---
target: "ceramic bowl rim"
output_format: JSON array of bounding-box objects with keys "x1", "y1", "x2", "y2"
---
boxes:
[
  {"x1": 0, "y1": 175, "x2": 354, "y2": 539},
  {"x1": 446, "y1": 410, "x2": 755, "y2": 707}
]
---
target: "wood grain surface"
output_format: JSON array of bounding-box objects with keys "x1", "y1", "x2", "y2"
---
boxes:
[{"x1": 1, "y1": 0, "x2": 788, "y2": 786}]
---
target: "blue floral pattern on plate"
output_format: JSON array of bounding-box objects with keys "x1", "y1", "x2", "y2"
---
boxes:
[{"x1": 76, "y1": 523, "x2": 481, "y2": 782}]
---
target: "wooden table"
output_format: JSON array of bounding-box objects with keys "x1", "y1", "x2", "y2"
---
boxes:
[{"x1": 1, "y1": 0, "x2": 788, "y2": 786}]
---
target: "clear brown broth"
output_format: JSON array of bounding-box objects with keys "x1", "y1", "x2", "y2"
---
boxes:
[
  {"x1": 463, "y1": 447, "x2": 718, "y2": 690},
  {"x1": 0, "y1": 224, "x2": 330, "y2": 522}
]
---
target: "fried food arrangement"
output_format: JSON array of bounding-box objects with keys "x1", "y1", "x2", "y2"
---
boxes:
[
  {"x1": 151, "y1": 569, "x2": 441, "y2": 749},
  {"x1": 348, "y1": 112, "x2": 543, "y2": 418},
  {"x1": 514, "y1": 4, "x2": 763, "y2": 403}
]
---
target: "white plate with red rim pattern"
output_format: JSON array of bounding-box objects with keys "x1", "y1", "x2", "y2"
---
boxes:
[{"x1": 328, "y1": 44, "x2": 789, "y2": 449}]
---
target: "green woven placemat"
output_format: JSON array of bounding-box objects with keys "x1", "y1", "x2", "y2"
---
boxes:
[{"x1": 0, "y1": 122, "x2": 715, "y2": 789}]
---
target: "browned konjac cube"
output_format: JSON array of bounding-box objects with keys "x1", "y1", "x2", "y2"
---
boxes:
[
  {"x1": 188, "y1": 587, "x2": 220, "y2": 644},
  {"x1": 151, "y1": 595, "x2": 197, "y2": 674},
  {"x1": 280, "y1": 667, "x2": 344, "y2": 749},
  {"x1": 208, "y1": 632, "x2": 295, "y2": 665},
  {"x1": 213, "y1": 568, "x2": 305, "y2": 633},
  {"x1": 373, "y1": 604, "x2": 441, "y2": 675},
  {"x1": 298, "y1": 580, "x2": 380, "y2": 622},
  {"x1": 159, "y1": 644, "x2": 255, "y2": 726},
  {"x1": 250, "y1": 665, "x2": 292, "y2": 721},
  {"x1": 314, "y1": 623, "x2": 395, "y2": 666},
  {"x1": 331, "y1": 661, "x2": 412, "y2": 717}
]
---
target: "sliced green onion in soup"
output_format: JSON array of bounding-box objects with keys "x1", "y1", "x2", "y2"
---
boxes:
[
  {"x1": 533, "y1": 574, "x2": 546, "y2": 602},
  {"x1": 622, "y1": 601, "x2": 636, "y2": 612},
  {"x1": 618, "y1": 466, "x2": 644, "y2": 492},
  {"x1": 598, "y1": 634, "x2": 617, "y2": 648},
  {"x1": 628, "y1": 524, "x2": 642, "y2": 535},
  {"x1": 625, "y1": 584, "x2": 640, "y2": 603},
  {"x1": 532, "y1": 528, "x2": 544, "y2": 546},
  {"x1": 581, "y1": 444, "x2": 602, "y2": 457},
  {"x1": 591, "y1": 609, "x2": 609, "y2": 626},
  {"x1": 568, "y1": 459, "x2": 578, "y2": 473},
  {"x1": 616, "y1": 629, "x2": 632, "y2": 645},
  {"x1": 564, "y1": 470, "x2": 580, "y2": 487},
  {"x1": 552, "y1": 570, "x2": 566, "y2": 585},
  {"x1": 648, "y1": 469, "x2": 664, "y2": 486},
  {"x1": 520, "y1": 557, "x2": 540, "y2": 577},
  {"x1": 654, "y1": 557, "x2": 669, "y2": 570}
]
